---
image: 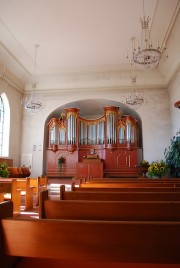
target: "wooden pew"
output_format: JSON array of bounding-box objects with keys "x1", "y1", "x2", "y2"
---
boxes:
[
  {"x1": 8, "y1": 166, "x2": 31, "y2": 178},
  {"x1": 72, "y1": 182, "x2": 180, "y2": 192},
  {"x1": 0, "y1": 200, "x2": 13, "y2": 218},
  {"x1": 40, "y1": 189, "x2": 180, "y2": 221},
  {"x1": 16, "y1": 178, "x2": 34, "y2": 210},
  {"x1": 60, "y1": 184, "x2": 180, "y2": 201},
  {"x1": 1, "y1": 200, "x2": 180, "y2": 268},
  {"x1": 1, "y1": 217, "x2": 180, "y2": 268},
  {"x1": 0, "y1": 192, "x2": 4, "y2": 202},
  {"x1": 30, "y1": 176, "x2": 47, "y2": 206},
  {"x1": 79, "y1": 181, "x2": 180, "y2": 188},
  {"x1": 88, "y1": 177, "x2": 180, "y2": 183},
  {"x1": 1, "y1": 178, "x2": 21, "y2": 214}
]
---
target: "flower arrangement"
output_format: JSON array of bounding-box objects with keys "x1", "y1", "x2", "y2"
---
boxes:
[
  {"x1": 147, "y1": 160, "x2": 169, "y2": 178},
  {"x1": 140, "y1": 160, "x2": 149, "y2": 167},
  {"x1": 58, "y1": 157, "x2": 63, "y2": 172},
  {"x1": 0, "y1": 161, "x2": 9, "y2": 177}
]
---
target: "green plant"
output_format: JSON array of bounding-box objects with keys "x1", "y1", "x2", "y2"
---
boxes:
[
  {"x1": 58, "y1": 157, "x2": 63, "y2": 172},
  {"x1": 164, "y1": 133, "x2": 180, "y2": 177},
  {"x1": 147, "y1": 160, "x2": 169, "y2": 178},
  {"x1": 0, "y1": 161, "x2": 9, "y2": 177},
  {"x1": 140, "y1": 160, "x2": 149, "y2": 167}
]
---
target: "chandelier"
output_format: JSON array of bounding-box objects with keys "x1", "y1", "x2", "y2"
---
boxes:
[
  {"x1": 21, "y1": 81, "x2": 45, "y2": 115},
  {"x1": 126, "y1": 0, "x2": 168, "y2": 71},
  {"x1": 124, "y1": 75, "x2": 147, "y2": 109},
  {"x1": 21, "y1": 44, "x2": 45, "y2": 115}
]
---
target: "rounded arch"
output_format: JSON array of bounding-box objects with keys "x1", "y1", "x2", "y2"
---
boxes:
[
  {"x1": 43, "y1": 99, "x2": 143, "y2": 176},
  {"x1": 46, "y1": 99, "x2": 142, "y2": 122}
]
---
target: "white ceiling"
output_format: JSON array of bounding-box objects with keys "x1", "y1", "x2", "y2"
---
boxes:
[{"x1": 0, "y1": 0, "x2": 179, "y2": 92}]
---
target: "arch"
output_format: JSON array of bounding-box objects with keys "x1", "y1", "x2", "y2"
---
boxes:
[
  {"x1": 0, "y1": 93, "x2": 10, "y2": 156},
  {"x1": 43, "y1": 99, "x2": 143, "y2": 176}
]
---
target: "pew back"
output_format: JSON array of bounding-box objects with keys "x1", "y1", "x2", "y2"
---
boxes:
[
  {"x1": 1, "y1": 218, "x2": 180, "y2": 266},
  {"x1": 60, "y1": 185, "x2": 180, "y2": 201},
  {"x1": 79, "y1": 181, "x2": 180, "y2": 188},
  {"x1": 87, "y1": 178, "x2": 180, "y2": 183},
  {"x1": 72, "y1": 185, "x2": 180, "y2": 192},
  {"x1": 1, "y1": 199, "x2": 180, "y2": 268},
  {"x1": 40, "y1": 190, "x2": 180, "y2": 221}
]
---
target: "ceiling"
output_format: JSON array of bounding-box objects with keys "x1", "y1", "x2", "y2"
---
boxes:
[{"x1": 0, "y1": 0, "x2": 179, "y2": 93}]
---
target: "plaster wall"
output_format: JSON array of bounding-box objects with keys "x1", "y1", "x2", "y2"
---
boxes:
[
  {"x1": 21, "y1": 85, "x2": 172, "y2": 177},
  {"x1": 1, "y1": 72, "x2": 178, "y2": 177},
  {"x1": 168, "y1": 70, "x2": 180, "y2": 137}
]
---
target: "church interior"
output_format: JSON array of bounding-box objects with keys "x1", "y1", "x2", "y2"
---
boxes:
[{"x1": 0, "y1": 0, "x2": 180, "y2": 267}]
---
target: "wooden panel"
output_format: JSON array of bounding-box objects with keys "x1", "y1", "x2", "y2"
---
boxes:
[
  {"x1": 104, "y1": 149, "x2": 138, "y2": 177},
  {"x1": 2, "y1": 219, "x2": 180, "y2": 264},
  {"x1": 90, "y1": 163, "x2": 103, "y2": 178},
  {"x1": 47, "y1": 150, "x2": 78, "y2": 177},
  {"x1": 76, "y1": 162, "x2": 89, "y2": 179},
  {"x1": 0, "y1": 178, "x2": 21, "y2": 214},
  {"x1": 0, "y1": 201, "x2": 13, "y2": 218},
  {"x1": 76, "y1": 162, "x2": 103, "y2": 179},
  {"x1": 47, "y1": 147, "x2": 139, "y2": 178},
  {"x1": 42, "y1": 199, "x2": 180, "y2": 221}
]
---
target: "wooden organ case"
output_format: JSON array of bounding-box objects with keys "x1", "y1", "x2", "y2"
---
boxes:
[{"x1": 46, "y1": 106, "x2": 141, "y2": 178}]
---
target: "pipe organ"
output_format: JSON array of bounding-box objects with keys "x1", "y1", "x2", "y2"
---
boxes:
[{"x1": 47, "y1": 106, "x2": 142, "y2": 178}]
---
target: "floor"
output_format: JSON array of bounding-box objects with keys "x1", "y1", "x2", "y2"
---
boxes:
[{"x1": 15, "y1": 178, "x2": 75, "y2": 219}]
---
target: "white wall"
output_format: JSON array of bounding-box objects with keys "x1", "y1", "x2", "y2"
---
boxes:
[
  {"x1": 168, "y1": 70, "x2": 180, "y2": 136},
  {"x1": 139, "y1": 87, "x2": 172, "y2": 163},
  {"x1": 20, "y1": 85, "x2": 174, "y2": 176},
  {"x1": 2, "y1": 71, "x2": 178, "y2": 176}
]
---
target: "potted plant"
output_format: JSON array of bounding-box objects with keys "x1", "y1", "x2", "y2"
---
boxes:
[
  {"x1": 58, "y1": 157, "x2": 63, "y2": 172},
  {"x1": 147, "y1": 160, "x2": 169, "y2": 178},
  {"x1": 139, "y1": 160, "x2": 149, "y2": 177},
  {"x1": 0, "y1": 161, "x2": 9, "y2": 177},
  {"x1": 164, "y1": 132, "x2": 180, "y2": 178}
]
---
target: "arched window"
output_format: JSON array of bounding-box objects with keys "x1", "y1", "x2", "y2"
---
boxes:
[{"x1": 0, "y1": 93, "x2": 10, "y2": 156}]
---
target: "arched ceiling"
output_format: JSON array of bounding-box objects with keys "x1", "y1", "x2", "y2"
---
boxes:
[{"x1": 47, "y1": 99, "x2": 142, "y2": 123}]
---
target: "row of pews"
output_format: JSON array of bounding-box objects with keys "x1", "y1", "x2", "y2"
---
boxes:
[
  {"x1": 8, "y1": 166, "x2": 31, "y2": 178},
  {"x1": 0, "y1": 176, "x2": 47, "y2": 214},
  {"x1": 1, "y1": 177, "x2": 180, "y2": 267}
]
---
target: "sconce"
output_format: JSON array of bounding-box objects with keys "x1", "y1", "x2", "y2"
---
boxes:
[{"x1": 174, "y1": 101, "x2": 180, "y2": 109}]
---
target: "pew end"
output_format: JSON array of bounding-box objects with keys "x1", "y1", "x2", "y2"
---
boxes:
[
  {"x1": 30, "y1": 176, "x2": 47, "y2": 206},
  {"x1": 0, "y1": 200, "x2": 13, "y2": 218},
  {"x1": 1, "y1": 179, "x2": 21, "y2": 214},
  {"x1": 17, "y1": 178, "x2": 34, "y2": 210}
]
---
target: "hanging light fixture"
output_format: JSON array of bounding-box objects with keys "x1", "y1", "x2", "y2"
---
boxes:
[
  {"x1": 126, "y1": 0, "x2": 168, "y2": 71},
  {"x1": 124, "y1": 75, "x2": 147, "y2": 109},
  {"x1": 21, "y1": 44, "x2": 45, "y2": 115}
]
